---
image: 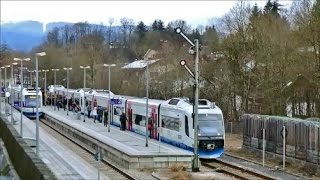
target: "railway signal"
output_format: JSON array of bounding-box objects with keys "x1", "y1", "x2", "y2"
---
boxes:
[
  {"x1": 280, "y1": 127, "x2": 288, "y2": 138},
  {"x1": 175, "y1": 27, "x2": 200, "y2": 172}
]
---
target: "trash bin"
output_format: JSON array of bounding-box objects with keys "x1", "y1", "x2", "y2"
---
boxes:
[{"x1": 77, "y1": 112, "x2": 81, "y2": 120}]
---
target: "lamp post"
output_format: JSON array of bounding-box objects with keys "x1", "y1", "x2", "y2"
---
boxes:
[
  {"x1": 13, "y1": 57, "x2": 31, "y2": 137},
  {"x1": 51, "y1": 69, "x2": 59, "y2": 110},
  {"x1": 2, "y1": 65, "x2": 10, "y2": 116},
  {"x1": 35, "y1": 52, "x2": 46, "y2": 156},
  {"x1": 41, "y1": 70, "x2": 49, "y2": 106},
  {"x1": 140, "y1": 60, "x2": 149, "y2": 147},
  {"x1": 63, "y1": 67, "x2": 72, "y2": 116},
  {"x1": 103, "y1": 64, "x2": 116, "y2": 132},
  {"x1": 80, "y1": 65, "x2": 90, "y2": 122},
  {"x1": 10, "y1": 63, "x2": 18, "y2": 124}
]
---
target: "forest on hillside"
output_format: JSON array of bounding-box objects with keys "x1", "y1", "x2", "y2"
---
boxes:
[{"x1": 1, "y1": 0, "x2": 319, "y2": 121}]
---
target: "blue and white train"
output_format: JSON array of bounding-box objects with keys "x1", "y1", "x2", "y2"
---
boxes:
[
  {"x1": 8, "y1": 84, "x2": 43, "y2": 119},
  {"x1": 55, "y1": 87, "x2": 225, "y2": 159}
]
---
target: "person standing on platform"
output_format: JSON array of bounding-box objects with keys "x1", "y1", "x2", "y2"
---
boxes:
[
  {"x1": 92, "y1": 106, "x2": 98, "y2": 123},
  {"x1": 98, "y1": 107, "x2": 103, "y2": 123},
  {"x1": 57, "y1": 98, "x2": 60, "y2": 111},
  {"x1": 103, "y1": 108, "x2": 108, "y2": 127},
  {"x1": 120, "y1": 112, "x2": 127, "y2": 131},
  {"x1": 87, "y1": 104, "x2": 92, "y2": 118},
  {"x1": 63, "y1": 97, "x2": 67, "y2": 111}
]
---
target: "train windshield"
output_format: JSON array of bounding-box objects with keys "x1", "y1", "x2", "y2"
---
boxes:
[
  {"x1": 198, "y1": 114, "x2": 223, "y2": 128},
  {"x1": 25, "y1": 95, "x2": 41, "y2": 107}
]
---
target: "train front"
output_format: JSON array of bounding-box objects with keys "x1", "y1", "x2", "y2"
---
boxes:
[
  {"x1": 23, "y1": 92, "x2": 43, "y2": 119},
  {"x1": 197, "y1": 107, "x2": 225, "y2": 159}
]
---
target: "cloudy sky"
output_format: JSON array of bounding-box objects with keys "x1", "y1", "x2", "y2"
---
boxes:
[{"x1": 1, "y1": 1, "x2": 292, "y2": 28}]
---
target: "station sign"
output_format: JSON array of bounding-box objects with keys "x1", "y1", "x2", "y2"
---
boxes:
[{"x1": 110, "y1": 98, "x2": 122, "y2": 105}]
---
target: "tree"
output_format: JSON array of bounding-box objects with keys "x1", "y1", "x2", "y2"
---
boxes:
[
  {"x1": 152, "y1": 19, "x2": 165, "y2": 31},
  {"x1": 120, "y1": 18, "x2": 130, "y2": 45},
  {"x1": 203, "y1": 25, "x2": 220, "y2": 51},
  {"x1": 46, "y1": 27, "x2": 61, "y2": 47},
  {"x1": 135, "y1": 21, "x2": 148, "y2": 39}
]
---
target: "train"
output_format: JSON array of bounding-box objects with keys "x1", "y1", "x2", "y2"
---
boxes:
[
  {"x1": 50, "y1": 86, "x2": 225, "y2": 159},
  {"x1": 7, "y1": 84, "x2": 43, "y2": 119},
  {"x1": 242, "y1": 114, "x2": 320, "y2": 165}
]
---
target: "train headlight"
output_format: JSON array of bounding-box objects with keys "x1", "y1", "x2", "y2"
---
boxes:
[
  {"x1": 207, "y1": 143, "x2": 215, "y2": 150},
  {"x1": 198, "y1": 133, "x2": 201, "y2": 136}
]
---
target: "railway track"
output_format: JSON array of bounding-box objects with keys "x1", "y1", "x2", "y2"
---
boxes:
[
  {"x1": 201, "y1": 158, "x2": 275, "y2": 180},
  {"x1": 39, "y1": 118, "x2": 137, "y2": 180}
]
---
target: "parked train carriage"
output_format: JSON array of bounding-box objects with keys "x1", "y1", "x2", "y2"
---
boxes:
[
  {"x1": 111, "y1": 95, "x2": 134, "y2": 128},
  {"x1": 10, "y1": 87, "x2": 43, "y2": 119},
  {"x1": 127, "y1": 98, "x2": 163, "y2": 137},
  {"x1": 159, "y1": 104, "x2": 191, "y2": 150},
  {"x1": 195, "y1": 106, "x2": 225, "y2": 158},
  {"x1": 8, "y1": 84, "x2": 21, "y2": 107},
  {"x1": 162, "y1": 98, "x2": 225, "y2": 158}
]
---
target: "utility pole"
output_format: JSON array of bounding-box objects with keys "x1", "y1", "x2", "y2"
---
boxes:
[{"x1": 175, "y1": 27, "x2": 200, "y2": 172}]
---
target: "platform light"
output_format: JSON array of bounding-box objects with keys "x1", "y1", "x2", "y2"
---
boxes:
[
  {"x1": 103, "y1": 64, "x2": 116, "y2": 132},
  {"x1": 35, "y1": 51, "x2": 46, "y2": 156},
  {"x1": 13, "y1": 57, "x2": 31, "y2": 137}
]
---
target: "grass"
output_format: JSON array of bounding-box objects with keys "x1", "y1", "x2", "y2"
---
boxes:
[{"x1": 169, "y1": 164, "x2": 191, "y2": 180}]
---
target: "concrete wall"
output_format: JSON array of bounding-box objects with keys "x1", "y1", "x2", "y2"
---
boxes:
[{"x1": 0, "y1": 118, "x2": 56, "y2": 180}]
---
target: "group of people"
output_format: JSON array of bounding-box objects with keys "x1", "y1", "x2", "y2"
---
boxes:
[
  {"x1": 86, "y1": 104, "x2": 109, "y2": 125},
  {"x1": 45, "y1": 93, "x2": 128, "y2": 130}
]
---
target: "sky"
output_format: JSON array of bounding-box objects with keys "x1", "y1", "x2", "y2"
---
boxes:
[{"x1": 1, "y1": 1, "x2": 293, "y2": 29}]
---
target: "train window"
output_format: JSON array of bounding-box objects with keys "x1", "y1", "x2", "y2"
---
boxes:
[
  {"x1": 161, "y1": 115, "x2": 179, "y2": 131},
  {"x1": 134, "y1": 114, "x2": 146, "y2": 126},
  {"x1": 114, "y1": 107, "x2": 123, "y2": 115},
  {"x1": 185, "y1": 116, "x2": 189, "y2": 137},
  {"x1": 198, "y1": 100, "x2": 207, "y2": 105},
  {"x1": 168, "y1": 99, "x2": 179, "y2": 105}
]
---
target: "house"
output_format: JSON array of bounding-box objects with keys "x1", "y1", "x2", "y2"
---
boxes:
[{"x1": 283, "y1": 74, "x2": 320, "y2": 118}]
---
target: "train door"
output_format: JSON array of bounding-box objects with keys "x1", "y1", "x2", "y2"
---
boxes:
[
  {"x1": 150, "y1": 105, "x2": 157, "y2": 139},
  {"x1": 127, "y1": 101, "x2": 132, "y2": 131}
]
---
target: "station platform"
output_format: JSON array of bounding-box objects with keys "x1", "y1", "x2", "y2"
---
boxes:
[
  {"x1": 1, "y1": 103, "x2": 109, "y2": 179},
  {"x1": 42, "y1": 105, "x2": 193, "y2": 169}
]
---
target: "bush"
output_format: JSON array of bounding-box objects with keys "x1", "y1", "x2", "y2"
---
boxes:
[{"x1": 170, "y1": 163, "x2": 187, "y2": 172}]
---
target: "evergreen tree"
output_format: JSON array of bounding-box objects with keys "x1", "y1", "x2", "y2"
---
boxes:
[
  {"x1": 264, "y1": 0, "x2": 282, "y2": 17},
  {"x1": 157, "y1": 20, "x2": 165, "y2": 31},
  {"x1": 152, "y1": 19, "x2": 165, "y2": 31},
  {"x1": 152, "y1": 20, "x2": 158, "y2": 31},
  {"x1": 135, "y1": 21, "x2": 148, "y2": 39}
]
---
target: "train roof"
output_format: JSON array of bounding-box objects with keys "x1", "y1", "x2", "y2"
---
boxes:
[{"x1": 128, "y1": 98, "x2": 165, "y2": 106}]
